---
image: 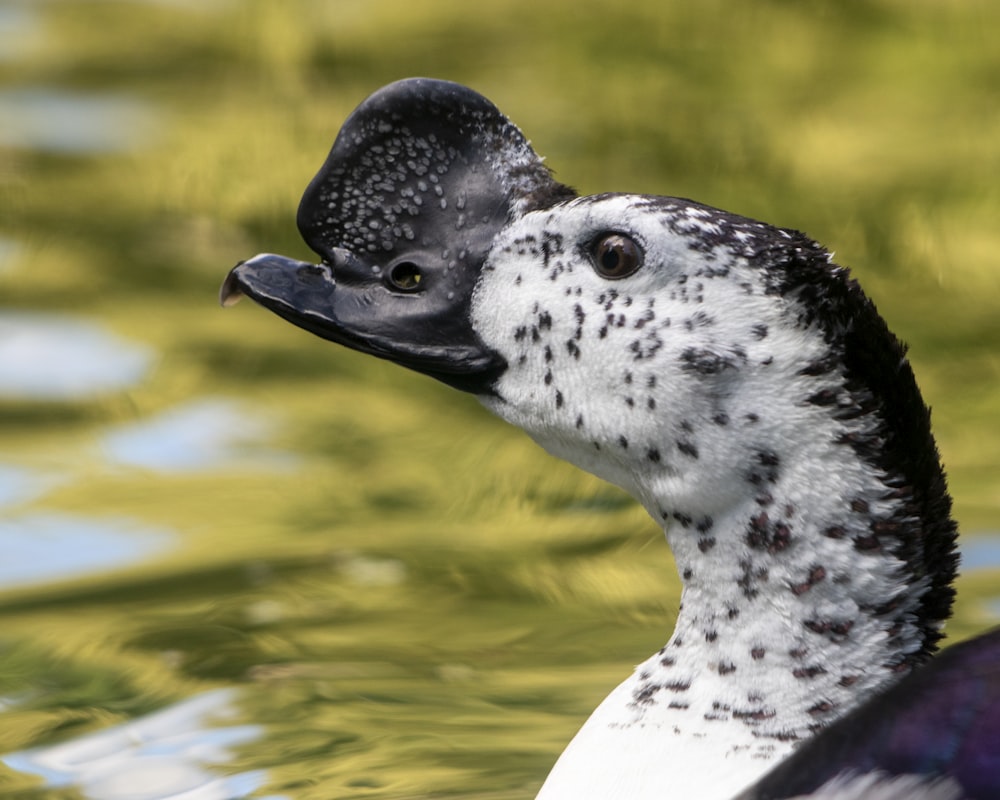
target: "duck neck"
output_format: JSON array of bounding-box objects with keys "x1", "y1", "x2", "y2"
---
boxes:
[
  {"x1": 622, "y1": 373, "x2": 955, "y2": 745},
  {"x1": 641, "y1": 481, "x2": 923, "y2": 745}
]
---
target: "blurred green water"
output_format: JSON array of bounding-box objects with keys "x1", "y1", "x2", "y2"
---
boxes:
[{"x1": 0, "y1": 1, "x2": 998, "y2": 797}]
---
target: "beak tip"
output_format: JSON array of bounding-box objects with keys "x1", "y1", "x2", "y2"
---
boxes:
[{"x1": 219, "y1": 264, "x2": 246, "y2": 308}]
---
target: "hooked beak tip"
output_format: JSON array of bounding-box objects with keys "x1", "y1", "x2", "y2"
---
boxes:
[{"x1": 219, "y1": 263, "x2": 246, "y2": 308}]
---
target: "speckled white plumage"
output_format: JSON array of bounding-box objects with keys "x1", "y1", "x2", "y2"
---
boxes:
[{"x1": 471, "y1": 195, "x2": 942, "y2": 799}]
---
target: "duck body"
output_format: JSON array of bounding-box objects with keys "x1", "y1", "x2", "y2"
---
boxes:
[{"x1": 221, "y1": 78, "x2": 996, "y2": 799}]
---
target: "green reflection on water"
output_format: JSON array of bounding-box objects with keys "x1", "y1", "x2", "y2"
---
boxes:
[{"x1": 1, "y1": 1, "x2": 998, "y2": 798}]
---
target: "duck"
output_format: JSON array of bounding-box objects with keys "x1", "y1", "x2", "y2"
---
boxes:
[{"x1": 220, "y1": 78, "x2": 1000, "y2": 800}]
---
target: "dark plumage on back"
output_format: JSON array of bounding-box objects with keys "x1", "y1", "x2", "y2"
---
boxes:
[{"x1": 739, "y1": 628, "x2": 1000, "y2": 799}]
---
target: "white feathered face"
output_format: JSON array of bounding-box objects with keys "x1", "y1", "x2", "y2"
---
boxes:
[{"x1": 472, "y1": 194, "x2": 834, "y2": 506}]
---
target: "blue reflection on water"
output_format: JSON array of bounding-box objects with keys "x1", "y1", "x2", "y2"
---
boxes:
[
  {"x1": 102, "y1": 399, "x2": 292, "y2": 472},
  {"x1": 0, "y1": 89, "x2": 158, "y2": 154},
  {"x1": 960, "y1": 534, "x2": 1000, "y2": 620},
  {"x1": 0, "y1": 464, "x2": 57, "y2": 509},
  {"x1": 0, "y1": 312, "x2": 151, "y2": 399},
  {"x1": 0, "y1": 513, "x2": 173, "y2": 589},
  {"x1": 960, "y1": 534, "x2": 1000, "y2": 571},
  {"x1": 3, "y1": 689, "x2": 272, "y2": 800}
]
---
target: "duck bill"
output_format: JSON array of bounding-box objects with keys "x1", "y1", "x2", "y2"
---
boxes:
[
  {"x1": 220, "y1": 252, "x2": 506, "y2": 394},
  {"x1": 221, "y1": 78, "x2": 574, "y2": 395}
]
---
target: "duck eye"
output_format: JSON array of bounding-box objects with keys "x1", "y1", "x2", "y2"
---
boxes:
[
  {"x1": 590, "y1": 233, "x2": 642, "y2": 279},
  {"x1": 387, "y1": 261, "x2": 423, "y2": 292}
]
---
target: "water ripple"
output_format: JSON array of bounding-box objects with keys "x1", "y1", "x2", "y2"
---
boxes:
[
  {"x1": 0, "y1": 89, "x2": 158, "y2": 154},
  {"x1": 959, "y1": 533, "x2": 1000, "y2": 571},
  {"x1": 0, "y1": 312, "x2": 151, "y2": 400},
  {"x1": 101, "y1": 399, "x2": 293, "y2": 472},
  {"x1": 0, "y1": 513, "x2": 173, "y2": 589},
  {"x1": 3, "y1": 689, "x2": 271, "y2": 800},
  {"x1": 0, "y1": 464, "x2": 59, "y2": 509},
  {"x1": 0, "y1": 5, "x2": 41, "y2": 63},
  {"x1": 0, "y1": 237, "x2": 20, "y2": 273}
]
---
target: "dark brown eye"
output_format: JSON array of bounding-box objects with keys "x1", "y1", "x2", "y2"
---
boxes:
[
  {"x1": 591, "y1": 233, "x2": 642, "y2": 279},
  {"x1": 387, "y1": 261, "x2": 423, "y2": 292}
]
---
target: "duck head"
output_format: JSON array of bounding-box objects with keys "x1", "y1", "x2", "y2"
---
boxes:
[
  {"x1": 221, "y1": 78, "x2": 574, "y2": 394},
  {"x1": 221, "y1": 79, "x2": 826, "y2": 497}
]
